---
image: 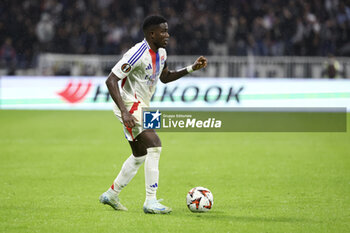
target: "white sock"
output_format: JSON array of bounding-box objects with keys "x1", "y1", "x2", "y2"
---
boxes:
[
  {"x1": 144, "y1": 147, "x2": 161, "y2": 201},
  {"x1": 109, "y1": 154, "x2": 146, "y2": 195}
]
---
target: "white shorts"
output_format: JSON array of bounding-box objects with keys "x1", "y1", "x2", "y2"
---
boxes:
[{"x1": 113, "y1": 101, "x2": 146, "y2": 141}]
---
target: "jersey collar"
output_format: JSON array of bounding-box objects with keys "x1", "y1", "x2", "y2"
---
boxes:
[{"x1": 143, "y1": 38, "x2": 151, "y2": 49}]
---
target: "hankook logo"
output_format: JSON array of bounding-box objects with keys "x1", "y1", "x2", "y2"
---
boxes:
[{"x1": 57, "y1": 80, "x2": 92, "y2": 103}]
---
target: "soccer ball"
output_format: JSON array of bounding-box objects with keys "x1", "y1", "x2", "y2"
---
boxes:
[{"x1": 186, "y1": 187, "x2": 214, "y2": 212}]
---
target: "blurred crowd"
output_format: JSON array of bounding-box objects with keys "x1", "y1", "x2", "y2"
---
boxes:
[{"x1": 1, "y1": 0, "x2": 350, "y2": 70}]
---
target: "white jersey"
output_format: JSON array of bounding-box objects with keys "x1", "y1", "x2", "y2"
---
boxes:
[{"x1": 111, "y1": 38, "x2": 167, "y2": 107}]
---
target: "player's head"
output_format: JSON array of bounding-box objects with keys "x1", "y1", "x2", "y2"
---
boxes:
[{"x1": 143, "y1": 15, "x2": 169, "y2": 48}]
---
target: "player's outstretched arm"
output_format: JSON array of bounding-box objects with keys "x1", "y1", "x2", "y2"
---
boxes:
[
  {"x1": 160, "y1": 56, "x2": 207, "y2": 84},
  {"x1": 106, "y1": 72, "x2": 137, "y2": 128}
]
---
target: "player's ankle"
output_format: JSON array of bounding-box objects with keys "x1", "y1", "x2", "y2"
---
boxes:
[
  {"x1": 145, "y1": 196, "x2": 157, "y2": 202},
  {"x1": 107, "y1": 188, "x2": 118, "y2": 196}
]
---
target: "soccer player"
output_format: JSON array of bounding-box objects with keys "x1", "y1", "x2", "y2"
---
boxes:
[{"x1": 99, "y1": 15, "x2": 207, "y2": 214}]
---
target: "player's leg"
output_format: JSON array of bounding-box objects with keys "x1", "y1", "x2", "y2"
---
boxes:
[
  {"x1": 132, "y1": 129, "x2": 161, "y2": 201},
  {"x1": 100, "y1": 126, "x2": 148, "y2": 212},
  {"x1": 100, "y1": 154, "x2": 145, "y2": 211},
  {"x1": 101, "y1": 103, "x2": 151, "y2": 211},
  {"x1": 100, "y1": 138, "x2": 147, "y2": 211},
  {"x1": 100, "y1": 154, "x2": 146, "y2": 211},
  {"x1": 132, "y1": 129, "x2": 171, "y2": 214}
]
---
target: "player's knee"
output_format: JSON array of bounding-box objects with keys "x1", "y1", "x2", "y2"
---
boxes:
[
  {"x1": 147, "y1": 147, "x2": 162, "y2": 156},
  {"x1": 132, "y1": 154, "x2": 146, "y2": 165}
]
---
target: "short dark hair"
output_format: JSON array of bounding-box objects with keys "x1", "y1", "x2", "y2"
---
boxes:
[{"x1": 142, "y1": 15, "x2": 167, "y2": 33}]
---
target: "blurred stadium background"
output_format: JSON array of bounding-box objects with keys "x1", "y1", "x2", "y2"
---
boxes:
[{"x1": 0, "y1": 0, "x2": 349, "y2": 78}]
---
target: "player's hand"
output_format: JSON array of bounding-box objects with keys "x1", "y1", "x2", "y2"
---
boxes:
[
  {"x1": 192, "y1": 56, "x2": 208, "y2": 71},
  {"x1": 121, "y1": 111, "x2": 138, "y2": 128}
]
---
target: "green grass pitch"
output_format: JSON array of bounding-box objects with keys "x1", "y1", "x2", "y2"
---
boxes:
[{"x1": 1, "y1": 110, "x2": 349, "y2": 233}]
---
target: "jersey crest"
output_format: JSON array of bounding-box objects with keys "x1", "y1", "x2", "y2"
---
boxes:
[{"x1": 121, "y1": 63, "x2": 131, "y2": 73}]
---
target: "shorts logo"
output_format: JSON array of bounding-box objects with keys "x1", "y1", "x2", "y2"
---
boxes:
[
  {"x1": 121, "y1": 63, "x2": 131, "y2": 73},
  {"x1": 143, "y1": 110, "x2": 161, "y2": 129}
]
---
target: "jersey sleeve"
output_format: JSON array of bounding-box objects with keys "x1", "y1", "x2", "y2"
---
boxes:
[{"x1": 111, "y1": 45, "x2": 144, "y2": 79}]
